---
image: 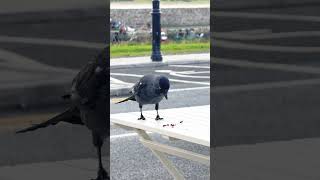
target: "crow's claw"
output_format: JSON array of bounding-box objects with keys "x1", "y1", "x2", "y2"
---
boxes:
[
  {"x1": 138, "y1": 115, "x2": 146, "y2": 120},
  {"x1": 155, "y1": 115, "x2": 163, "y2": 121}
]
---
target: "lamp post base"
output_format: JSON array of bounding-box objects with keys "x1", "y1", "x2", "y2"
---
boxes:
[{"x1": 151, "y1": 52, "x2": 163, "y2": 62}]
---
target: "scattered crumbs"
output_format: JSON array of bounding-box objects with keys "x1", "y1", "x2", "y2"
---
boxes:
[{"x1": 163, "y1": 123, "x2": 179, "y2": 128}]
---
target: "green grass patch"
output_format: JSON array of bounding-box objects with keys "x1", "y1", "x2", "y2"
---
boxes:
[{"x1": 111, "y1": 41, "x2": 210, "y2": 58}]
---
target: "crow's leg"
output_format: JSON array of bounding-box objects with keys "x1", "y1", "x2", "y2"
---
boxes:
[
  {"x1": 138, "y1": 104, "x2": 145, "y2": 120},
  {"x1": 155, "y1": 103, "x2": 163, "y2": 120},
  {"x1": 92, "y1": 133, "x2": 109, "y2": 180}
]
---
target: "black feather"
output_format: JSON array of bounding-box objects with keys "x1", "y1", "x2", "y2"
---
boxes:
[
  {"x1": 115, "y1": 95, "x2": 136, "y2": 104},
  {"x1": 16, "y1": 108, "x2": 83, "y2": 134},
  {"x1": 62, "y1": 94, "x2": 71, "y2": 100}
]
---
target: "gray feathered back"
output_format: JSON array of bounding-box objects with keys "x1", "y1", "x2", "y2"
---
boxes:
[{"x1": 133, "y1": 74, "x2": 169, "y2": 105}]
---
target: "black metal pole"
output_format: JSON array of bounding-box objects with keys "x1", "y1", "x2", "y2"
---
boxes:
[{"x1": 151, "y1": 0, "x2": 163, "y2": 61}]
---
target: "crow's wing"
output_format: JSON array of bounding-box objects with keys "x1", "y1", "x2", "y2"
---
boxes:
[
  {"x1": 133, "y1": 78, "x2": 147, "y2": 96},
  {"x1": 16, "y1": 108, "x2": 83, "y2": 133},
  {"x1": 72, "y1": 62, "x2": 98, "y2": 105},
  {"x1": 72, "y1": 61, "x2": 108, "y2": 107}
]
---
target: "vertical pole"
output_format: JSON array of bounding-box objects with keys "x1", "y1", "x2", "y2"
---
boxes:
[{"x1": 151, "y1": 0, "x2": 163, "y2": 61}]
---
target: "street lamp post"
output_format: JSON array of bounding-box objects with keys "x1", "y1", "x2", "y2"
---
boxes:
[{"x1": 151, "y1": 0, "x2": 163, "y2": 61}]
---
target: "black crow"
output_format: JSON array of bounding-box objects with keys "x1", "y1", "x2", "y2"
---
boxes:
[
  {"x1": 116, "y1": 74, "x2": 170, "y2": 120},
  {"x1": 16, "y1": 47, "x2": 110, "y2": 180}
]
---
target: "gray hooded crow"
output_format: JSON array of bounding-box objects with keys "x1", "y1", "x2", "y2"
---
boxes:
[
  {"x1": 116, "y1": 74, "x2": 170, "y2": 120},
  {"x1": 16, "y1": 47, "x2": 110, "y2": 180}
]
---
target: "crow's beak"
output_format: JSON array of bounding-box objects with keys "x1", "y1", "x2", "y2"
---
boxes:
[{"x1": 164, "y1": 93, "x2": 168, "y2": 99}]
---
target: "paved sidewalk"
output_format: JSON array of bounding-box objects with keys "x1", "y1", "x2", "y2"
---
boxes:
[{"x1": 110, "y1": 53, "x2": 210, "y2": 97}]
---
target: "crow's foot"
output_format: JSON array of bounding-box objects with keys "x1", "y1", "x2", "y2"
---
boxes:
[
  {"x1": 155, "y1": 115, "x2": 163, "y2": 121},
  {"x1": 92, "y1": 168, "x2": 109, "y2": 180},
  {"x1": 138, "y1": 115, "x2": 146, "y2": 120}
]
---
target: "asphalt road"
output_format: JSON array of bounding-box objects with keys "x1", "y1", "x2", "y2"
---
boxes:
[
  {"x1": 110, "y1": 63, "x2": 210, "y2": 179},
  {"x1": 111, "y1": 62, "x2": 210, "y2": 90}
]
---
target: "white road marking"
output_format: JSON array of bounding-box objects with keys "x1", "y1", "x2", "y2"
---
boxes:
[
  {"x1": 214, "y1": 40, "x2": 320, "y2": 53},
  {"x1": 110, "y1": 73, "x2": 210, "y2": 85},
  {"x1": 110, "y1": 77, "x2": 132, "y2": 85},
  {"x1": 0, "y1": 36, "x2": 105, "y2": 49},
  {"x1": 214, "y1": 11, "x2": 320, "y2": 22},
  {"x1": 169, "y1": 86, "x2": 210, "y2": 92},
  {"x1": 169, "y1": 65, "x2": 210, "y2": 69},
  {"x1": 179, "y1": 71, "x2": 210, "y2": 75},
  {"x1": 169, "y1": 78, "x2": 210, "y2": 85},
  {"x1": 215, "y1": 78, "x2": 320, "y2": 93},
  {"x1": 110, "y1": 73, "x2": 142, "y2": 78},
  {"x1": 214, "y1": 57, "x2": 320, "y2": 74},
  {"x1": 155, "y1": 70, "x2": 210, "y2": 79},
  {"x1": 214, "y1": 31, "x2": 320, "y2": 40}
]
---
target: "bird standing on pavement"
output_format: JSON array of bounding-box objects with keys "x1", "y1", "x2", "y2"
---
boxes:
[
  {"x1": 16, "y1": 47, "x2": 110, "y2": 180},
  {"x1": 116, "y1": 74, "x2": 170, "y2": 120}
]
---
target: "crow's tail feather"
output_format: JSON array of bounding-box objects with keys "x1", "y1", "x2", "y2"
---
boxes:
[
  {"x1": 16, "y1": 108, "x2": 82, "y2": 134},
  {"x1": 115, "y1": 95, "x2": 136, "y2": 104}
]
